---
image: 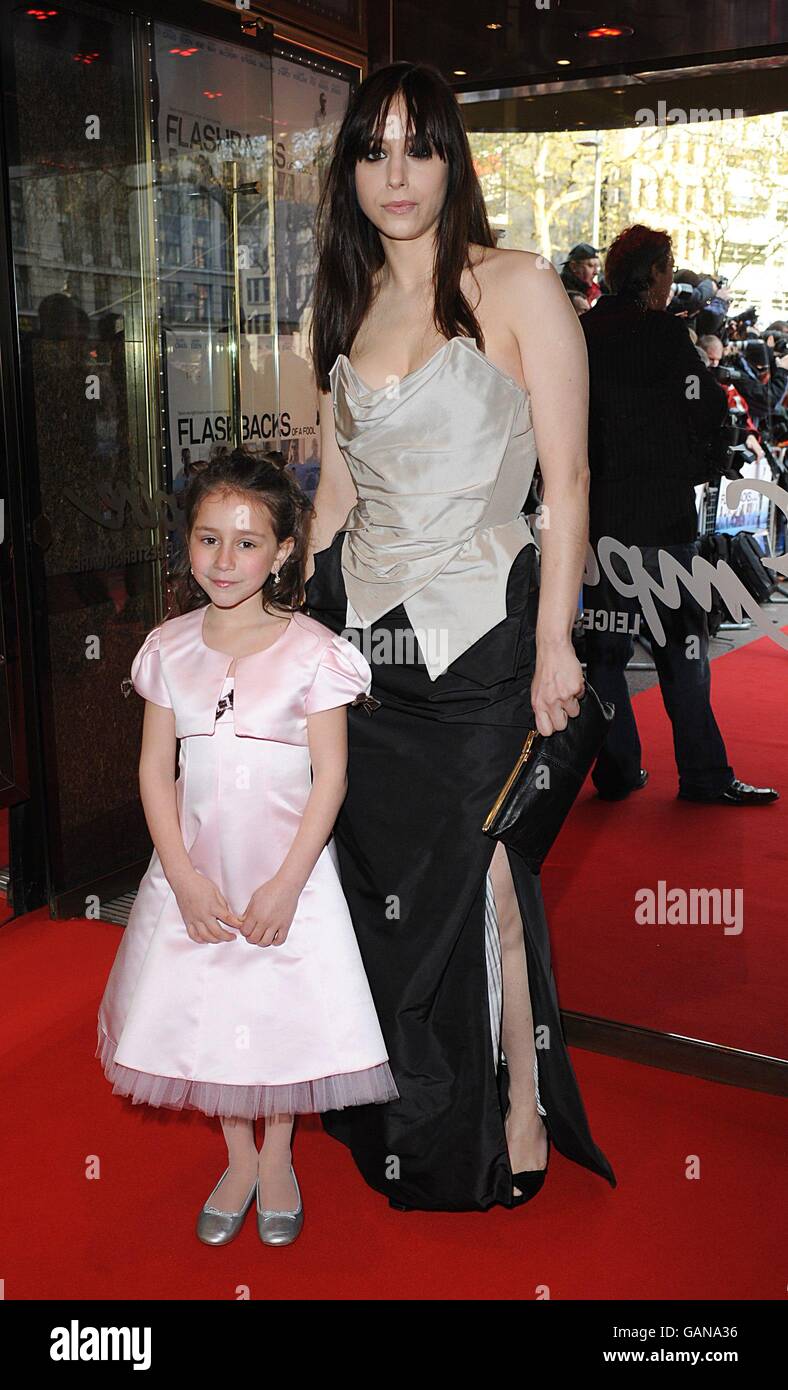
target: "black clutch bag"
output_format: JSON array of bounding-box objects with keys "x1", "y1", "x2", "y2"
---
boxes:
[{"x1": 482, "y1": 682, "x2": 615, "y2": 872}]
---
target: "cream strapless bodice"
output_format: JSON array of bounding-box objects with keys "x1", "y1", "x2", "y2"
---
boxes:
[{"x1": 329, "y1": 335, "x2": 538, "y2": 679}]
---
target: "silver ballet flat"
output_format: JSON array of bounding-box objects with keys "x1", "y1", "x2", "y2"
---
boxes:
[
  {"x1": 196, "y1": 1166, "x2": 258, "y2": 1245},
  {"x1": 256, "y1": 1163, "x2": 304, "y2": 1246}
]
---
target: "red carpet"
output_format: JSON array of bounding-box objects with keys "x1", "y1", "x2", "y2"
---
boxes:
[
  {"x1": 0, "y1": 906, "x2": 784, "y2": 1299},
  {"x1": 544, "y1": 626, "x2": 788, "y2": 1057}
]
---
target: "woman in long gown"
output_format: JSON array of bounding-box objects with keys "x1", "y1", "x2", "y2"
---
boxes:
[{"x1": 304, "y1": 61, "x2": 616, "y2": 1212}]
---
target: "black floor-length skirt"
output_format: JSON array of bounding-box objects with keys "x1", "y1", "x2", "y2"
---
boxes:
[{"x1": 305, "y1": 533, "x2": 616, "y2": 1211}]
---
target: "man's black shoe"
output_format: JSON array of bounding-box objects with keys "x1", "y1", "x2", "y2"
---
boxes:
[
  {"x1": 596, "y1": 769, "x2": 649, "y2": 801},
  {"x1": 679, "y1": 779, "x2": 779, "y2": 806}
]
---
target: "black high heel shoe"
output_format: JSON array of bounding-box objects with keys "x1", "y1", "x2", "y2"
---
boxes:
[{"x1": 506, "y1": 1104, "x2": 551, "y2": 1207}]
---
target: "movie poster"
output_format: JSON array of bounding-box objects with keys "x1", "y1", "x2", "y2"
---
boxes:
[
  {"x1": 153, "y1": 26, "x2": 351, "y2": 503},
  {"x1": 154, "y1": 23, "x2": 276, "y2": 488}
]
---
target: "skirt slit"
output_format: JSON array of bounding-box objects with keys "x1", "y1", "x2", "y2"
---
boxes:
[{"x1": 484, "y1": 866, "x2": 546, "y2": 1118}]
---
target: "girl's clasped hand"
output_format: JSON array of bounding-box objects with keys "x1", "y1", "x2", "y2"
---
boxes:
[
  {"x1": 237, "y1": 876, "x2": 300, "y2": 947},
  {"x1": 174, "y1": 866, "x2": 298, "y2": 947}
]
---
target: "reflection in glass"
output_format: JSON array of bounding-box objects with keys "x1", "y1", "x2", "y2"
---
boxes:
[{"x1": 8, "y1": 1, "x2": 163, "y2": 893}]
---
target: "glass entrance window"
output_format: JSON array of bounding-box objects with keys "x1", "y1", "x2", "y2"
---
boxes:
[
  {"x1": 6, "y1": 0, "x2": 164, "y2": 900},
  {"x1": 2, "y1": 5, "x2": 356, "y2": 910},
  {"x1": 151, "y1": 20, "x2": 277, "y2": 520},
  {"x1": 4, "y1": 4, "x2": 277, "y2": 906}
]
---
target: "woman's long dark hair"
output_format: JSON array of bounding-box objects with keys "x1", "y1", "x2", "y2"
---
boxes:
[
  {"x1": 310, "y1": 61, "x2": 496, "y2": 392},
  {"x1": 166, "y1": 449, "x2": 313, "y2": 619}
]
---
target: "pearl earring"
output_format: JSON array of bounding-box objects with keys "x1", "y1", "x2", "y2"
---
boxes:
[{"x1": 273, "y1": 569, "x2": 281, "y2": 586}]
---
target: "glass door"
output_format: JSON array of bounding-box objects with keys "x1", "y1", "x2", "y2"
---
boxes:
[{"x1": 1, "y1": 1, "x2": 275, "y2": 913}]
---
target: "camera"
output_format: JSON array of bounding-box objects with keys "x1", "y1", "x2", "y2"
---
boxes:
[
  {"x1": 668, "y1": 277, "x2": 716, "y2": 317},
  {"x1": 695, "y1": 392, "x2": 755, "y2": 482}
]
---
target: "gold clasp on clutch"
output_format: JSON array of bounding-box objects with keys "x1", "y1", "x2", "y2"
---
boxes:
[{"x1": 482, "y1": 729, "x2": 538, "y2": 832}]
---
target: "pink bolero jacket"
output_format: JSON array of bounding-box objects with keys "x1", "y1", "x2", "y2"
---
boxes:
[{"x1": 128, "y1": 607, "x2": 376, "y2": 744}]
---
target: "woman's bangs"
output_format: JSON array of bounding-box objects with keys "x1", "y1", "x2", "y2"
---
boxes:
[{"x1": 352, "y1": 84, "x2": 446, "y2": 161}]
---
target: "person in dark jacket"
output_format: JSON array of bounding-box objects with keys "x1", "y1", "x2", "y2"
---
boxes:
[
  {"x1": 580, "y1": 223, "x2": 778, "y2": 806},
  {"x1": 734, "y1": 341, "x2": 788, "y2": 427},
  {"x1": 560, "y1": 242, "x2": 601, "y2": 307}
]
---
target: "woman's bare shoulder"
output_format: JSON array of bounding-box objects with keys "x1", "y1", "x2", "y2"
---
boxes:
[
  {"x1": 475, "y1": 244, "x2": 550, "y2": 287},
  {"x1": 465, "y1": 245, "x2": 569, "y2": 368},
  {"x1": 467, "y1": 245, "x2": 553, "y2": 316},
  {"x1": 493, "y1": 248, "x2": 573, "y2": 337},
  {"x1": 468, "y1": 243, "x2": 543, "y2": 274}
]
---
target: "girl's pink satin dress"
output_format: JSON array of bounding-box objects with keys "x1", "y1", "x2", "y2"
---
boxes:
[{"x1": 95, "y1": 606, "x2": 399, "y2": 1120}]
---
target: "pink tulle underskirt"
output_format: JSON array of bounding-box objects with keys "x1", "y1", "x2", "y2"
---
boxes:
[{"x1": 95, "y1": 1023, "x2": 399, "y2": 1120}]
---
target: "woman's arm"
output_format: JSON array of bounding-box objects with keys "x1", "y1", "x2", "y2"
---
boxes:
[
  {"x1": 506, "y1": 251, "x2": 590, "y2": 735},
  {"x1": 305, "y1": 386, "x2": 357, "y2": 581}
]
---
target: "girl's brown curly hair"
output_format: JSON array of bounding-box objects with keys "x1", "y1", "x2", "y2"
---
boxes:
[{"x1": 166, "y1": 448, "x2": 313, "y2": 620}]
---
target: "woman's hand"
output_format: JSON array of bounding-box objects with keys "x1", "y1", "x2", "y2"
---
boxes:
[
  {"x1": 172, "y1": 868, "x2": 244, "y2": 943},
  {"x1": 239, "y1": 875, "x2": 302, "y2": 948},
  {"x1": 531, "y1": 641, "x2": 584, "y2": 736}
]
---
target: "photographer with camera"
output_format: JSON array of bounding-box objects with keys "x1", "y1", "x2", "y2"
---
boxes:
[
  {"x1": 718, "y1": 315, "x2": 788, "y2": 432},
  {"x1": 738, "y1": 339, "x2": 788, "y2": 428},
  {"x1": 667, "y1": 268, "x2": 722, "y2": 325},
  {"x1": 580, "y1": 224, "x2": 778, "y2": 807},
  {"x1": 699, "y1": 333, "x2": 766, "y2": 462}
]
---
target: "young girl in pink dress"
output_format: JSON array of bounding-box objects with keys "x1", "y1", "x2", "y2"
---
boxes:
[{"x1": 95, "y1": 450, "x2": 398, "y2": 1247}]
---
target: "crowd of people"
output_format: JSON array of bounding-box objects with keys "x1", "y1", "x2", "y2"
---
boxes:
[
  {"x1": 559, "y1": 223, "x2": 782, "y2": 807},
  {"x1": 561, "y1": 235, "x2": 788, "y2": 435}
]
